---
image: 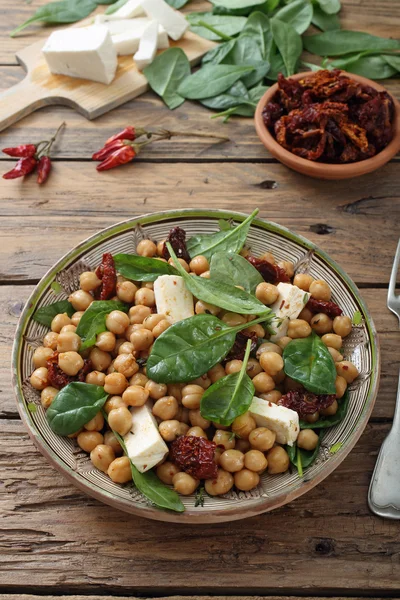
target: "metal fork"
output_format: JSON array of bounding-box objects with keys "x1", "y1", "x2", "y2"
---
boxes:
[{"x1": 368, "y1": 239, "x2": 400, "y2": 519}]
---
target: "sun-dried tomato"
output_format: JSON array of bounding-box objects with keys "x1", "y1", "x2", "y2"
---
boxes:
[
  {"x1": 246, "y1": 255, "x2": 290, "y2": 284},
  {"x1": 306, "y1": 297, "x2": 342, "y2": 319},
  {"x1": 162, "y1": 226, "x2": 191, "y2": 263},
  {"x1": 95, "y1": 253, "x2": 116, "y2": 300},
  {"x1": 278, "y1": 390, "x2": 336, "y2": 417},
  {"x1": 46, "y1": 352, "x2": 93, "y2": 390},
  {"x1": 225, "y1": 331, "x2": 258, "y2": 362},
  {"x1": 170, "y1": 436, "x2": 218, "y2": 480}
]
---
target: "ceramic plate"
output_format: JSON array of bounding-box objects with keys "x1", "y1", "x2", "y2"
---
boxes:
[{"x1": 12, "y1": 210, "x2": 380, "y2": 523}]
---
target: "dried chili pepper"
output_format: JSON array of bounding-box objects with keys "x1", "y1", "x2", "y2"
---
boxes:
[
  {"x1": 306, "y1": 297, "x2": 342, "y2": 319},
  {"x1": 104, "y1": 126, "x2": 149, "y2": 146},
  {"x1": 92, "y1": 139, "x2": 126, "y2": 161},
  {"x1": 95, "y1": 253, "x2": 117, "y2": 300},
  {"x1": 225, "y1": 331, "x2": 258, "y2": 362},
  {"x1": 278, "y1": 390, "x2": 336, "y2": 417},
  {"x1": 37, "y1": 156, "x2": 52, "y2": 184},
  {"x1": 2, "y1": 144, "x2": 36, "y2": 158},
  {"x1": 162, "y1": 226, "x2": 191, "y2": 263},
  {"x1": 47, "y1": 352, "x2": 93, "y2": 389},
  {"x1": 246, "y1": 255, "x2": 290, "y2": 284},
  {"x1": 97, "y1": 145, "x2": 137, "y2": 171},
  {"x1": 3, "y1": 156, "x2": 37, "y2": 179},
  {"x1": 170, "y1": 436, "x2": 218, "y2": 480}
]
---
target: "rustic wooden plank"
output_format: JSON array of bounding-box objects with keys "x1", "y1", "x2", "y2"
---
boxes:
[
  {"x1": 0, "y1": 597, "x2": 396, "y2": 600},
  {"x1": 1, "y1": 419, "x2": 399, "y2": 593},
  {"x1": 0, "y1": 162, "x2": 399, "y2": 284},
  {"x1": 0, "y1": 285, "x2": 397, "y2": 418}
]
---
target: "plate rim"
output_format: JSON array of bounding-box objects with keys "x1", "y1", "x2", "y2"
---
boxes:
[{"x1": 11, "y1": 209, "x2": 380, "y2": 523}]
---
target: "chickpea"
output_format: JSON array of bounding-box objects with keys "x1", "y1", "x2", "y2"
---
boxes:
[
  {"x1": 122, "y1": 385, "x2": 149, "y2": 408},
  {"x1": 309, "y1": 279, "x2": 331, "y2": 301},
  {"x1": 222, "y1": 312, "x2": 247, "y2": 327},
  {"x1": 115, "y1": 280, "x2": 137, "y2": 303},
  {"x1": 60, "y1": 324, "x2": 77, "y2": 334},
  {"x1": 176, "y1": 406, "x2": 190, "y2": 424},
  {"x1": 187, "y1": 426, "x2": 207, "y2": 438},
  {"x1": 129, "y1": 305, "x2": 152, "y2": 324},
  {"x1": 195, "y1": 300, "x2": 220, "y2": 316},
  {"x1": 189, "y1": 375, "x2": 211, "y2": 390},
  {"x1": 225, "y1": 359, "x2": 243, "y2": 375},
  {"x1": 159, "y1": 420, "x2": 185, "y2": 442},
  {"x1": 90, "y1": 444, "x2": 115, "y2": 473},
  {"x1": 234, "y1": 468, "x2": 260, "y2": 491},
  {"x1": 246, "y1": 358, "x2": 263, "y2": 379},
  {"x1": 156, "y1": 240, "x2": 165, "y2": 256},
  {"x1": 142, "y1": 382, "x2": 165, "y2": 402},
  {"x1": 43, "y1": 332, "x2": 59, "y2": 351},
  {"x1": 189, "y1": 409, "x2": 210, "y2": 430},
  {"x1": 267, "y1": 446, "x2": 290, "y2": 474},
  {"x1": 129, "y1": 373, "x2": 147, "y2": 387},
  {"x1": 257, "y1": 251, "x2": 273, "y2": 263},
  {"x1": 259, "y1": 390, "x2": 282, "y2": 404},
  {"x1": 59, "y1": 351, "x2": 84, "y2": 376},
  {"x1": 259, "y1": 352, "x2": 284, "y2": 377},
  {"x1": 311, "y1": 313, "x2": 333, "y2": 335},
  {"x1": 108, "y1": 406, "x2": 132, "y2": 436},
  {"x1": 297, "y1": 429, "x2": 319, "y2": 451},
  {"x1": 257, "y1": 342, "x2": 282, "y2": 358},
  {"x1": 252, "y1": 372, "x2": 275, "y2": 394},
  {"x1": 305, "y1": 411, "x2": 320, "y2": 423},
  {"x1": 256, "y1": 282, "x2": 279, "y2": 305},
  {"x1": 90, "y1": 347, "x2": 112, "y2": 372},
  {"x1": 213, "y1": 422, "x2": 229, "y2": 431},
  {"x1": 105, "y1": 310, "x2": 130, "y2": 335},
  {"x1": 336, "y1": 361, "x2": 359, "y2": 383},
  {"x1": 213, "y1": 429, "x2": 236, "y2": 450},
  {"x1": 205, "y1": 469, "x2": 234, "y2": 496},
  {"x1": 95, "y1": 331, "x2": 116, "y2": 353},
  {"x1": 104, "y1": 373, "x2": 128, "y2": 395},
  {"x1": 152, "y1": 319, "x2": 171, "y2": 338},
  {"x1": 278, "y1": 260, "x2": 295, "y2": 278},
  {"x1": 56, "y1": 331, "x2": 81, "y2": 353},
  {"x1": 182, "y1": 384, "x2": 203, "y2": 409},
  {"x1": 189, "y1": 255, "x2": 209, "y2": 275},
  {"x1": 143, "y1": 314, "x2": 165, "y2": 330},
  {"x1": 277, "y1": 336, "x2": 292, "y2": 350},
  {"x1": 231, "y1": 412, "x2": 256, "y2": 440},
  {"x1": 51, "y1": 313, "x2": 71, "y2": 333},
  {"x1": 335, "y1": 375, "x2": 347, "y2": 399},
  {"x1": 173, "y1": 472, "x2": 199, "y2": 495},
  {"x1": 40, "y1": 386, "x2": 58, "y2": 408},
  {"x1": 243, "y1": 324, "x2": 265, "y2": 338},
  {"x1": 273, "y1": 370, "x2": 285, "y2": 384},
  {"x1": 156, "y1": 461, "x2": 181, "y2": 485},
  {"x1": 84, "y1": 412, "x2": 104, "y2": 432},
  {"x1": 153, "y1": 396, "x2": 179, "y2": 421},
  {"x1": 137, "y1": 239, "x2": 157, "y2": 257},
  {"x1": 167, "y1": 383, "x2": 184, "y2": 402},
  {"x1": 79, "y1": 271, "x2": 102, "y2": 292},
  {"x1": 69, "y1": 290, "x2": 93, "y2": 311},
  {"x1": 244, "y1": 450, "x2": 268, "y2": 473},
  {"x1": 287, "y1": 319, "x2": 312, "y2": 339},
  {"x1": 321, "y1": 333, "x2": 342, "y2": 351},
  {"x1": 33, "y1": 346, "x2": 53, "y2": 368},
  {"x1": 219, "y1": 449, "x2": 245, "y2": 473},
  {"x1": 104, "y1": 395, "x2": 125, "y2": 414},
  {"x1": 77, "y1": 431, "x2": 104, "y2": 452},
  {"x1": 293, "y1": 273, "x2": 314, "y2": 292},
  {"x1": 321, "y1": 400, "x2": 338, "y2": 416},
  {"x1": 333, "y1": 315, "x2": 352, "y2": 338},
  {"x1": 249, "y1": 427, "x2": 276, "y2": 452},
  {"x1": 117, "y1": 342, "x2": 135, "y2": 356},
  {"x1": 328, "y1": 347, "x2": 343, "y2": 362},
  {"x1": 235, "y1": 438, "x2": 251, "y2": 453},
  {"x1": 284, "y1": 376, "x2": 304, "y2": 392},
  {"x1": 135, "y1": 288, "x2": 155, "y2": 307},
  {"x1": 104, "y1": 430, "x2": 122, "y2": 455},
  {"x1": 108, "y1": 456, "x2": 132, "y2": 483},
  {"x1": 130, "y1": 328, "x2": 154, "y2": 351},
  {"x1": 71, "y1": 311, "x2": 84, "y2": 327},
  {"x1": 113, "y1": 354, "x2": 138, "y2": 379}
]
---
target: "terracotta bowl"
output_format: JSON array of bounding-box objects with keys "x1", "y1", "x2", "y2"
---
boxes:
[
  {"x1": 254, "y1": 71, "x2": 400, "y2": 180},
  {"x1": 12, "y1": 210, "x2": 380, "y2": 523}
]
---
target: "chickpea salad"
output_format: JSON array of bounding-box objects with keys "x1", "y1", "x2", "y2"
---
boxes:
[{"x1": 29, "y1": 209, "x2": 360, "y2": 513}]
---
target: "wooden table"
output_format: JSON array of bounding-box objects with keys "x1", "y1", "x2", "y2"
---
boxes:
[{"x1": 1, "y1": 1, "x2": 400, "y2": 599}]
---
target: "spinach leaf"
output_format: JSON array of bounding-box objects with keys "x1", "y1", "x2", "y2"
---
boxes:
[
  {"x1": 168, "y1": 243, "x2": 272, "y2": 316},
  {"x1": 267, "y1": 51, "x2": 287, "y2": 79},
  {"x1": 300, "y1": 391, "x2": 350, "y2": 429},
  {"x1": 114, "y1": 254, "x2": 177, "y2": 281},
  {"x1": 177, "y1": 65, "x2": 254, "y2": 100},
  {"x1": 212, "y1": 0, "x2": 279, "y2": 16},
  {"x1": 10, "y1": 0, "x2": 97, "y2": 36},
  {"x1": 146, "y1": 314, "x2": 267, "y2": 383},
  {"x1": 248, "y1": 82, "x2": 269, "y2": 102},
  {"x1": 318, "y1": 0, "x2": 341, "y2": 15},
  {"x1": 327, "y1": 53, "x2": 398, "y2": 79},
  {"x1": 144, "y1": 48, "x2": 190, "y2": 110},
  {"x1": 303, "y1": 30, "x2": 400, "y2": 56},
  {"x1": 283, "y1": 331, "x2": 336, "y2": 395},
  {"x1": 200, "y1": 339, "x2": 254, "y2": 425},
  {"x1": 273, "y1": 0, "x2": 313, "y2": 35},
  {"x1": 287, "y1": 431, "x2": 323, "y2": 473},
  {"x1": 210, "y1": 0, "x2": 268, "y2": 9},
  {"x1": 105, "y1": 0, "x2": 127, "y2": 13},
  {"x1": 187, "y1": 12, "x2": 247, "y2": 41},
  {"x1": 202, "y1": 39, "x2": 237, "y2": 65},
  {"x1": 351, "y1": 310, "x2": 362, "y2": 325},
  {"x1": 240, "y1": 11, "x2": 274, "y2": 60},
  {"x1": 47, "y1": 382, "x2": 108, "y2": 436},
  {"x1": 311, "y1": 5, "x2": 340, "y2": 31},
  {"x1": 201, "y1": 81, "x2": 252, "y2": 111},
  {"x1": 210, "y1": 252, "x2": 264, "y2": 293},
  {"x1": 270, "y1": 18, "x2": 303, "y2": 76},
  {"x1": 187, "y1": 208, "x2": 258, "y2": 260},
  {"x1": 383, "y1": 54, "x2": 400, "y2": 73},
  {"x1": 76, "y1": 300, "x2": 128, "y2": 351},
  {"x1": 301, "y1": 61, "x2": 323, "y2": 71},
  {"x1": 33, "y1": 299, "x2": 74, "y2": 328},
  {"x1": 208, "y1": 82, "x2": 269, "y2": 120},
  {"x1": 223, "y1": 36, "x2": 270, "y2": 87}
]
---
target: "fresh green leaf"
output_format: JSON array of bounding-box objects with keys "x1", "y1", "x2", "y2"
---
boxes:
[
  {"x1": 76, "y1": 300, "x2": 128, "y2": 351},
  {"x1": 287, "y1": 432, "x2": 322, "y2": 474},
  {"x1": 33, "y1": 299, "x2": 74, "y2": 328},
  {"x1": 302, "y1": 61, "x2": 322, "y2": 71},
  {"x1": 10, "y1": 0, "x2": 97, "y2": 36},
  {"x1": 200, "y1": 81, "x2": 253, "y2": 111},
  {"x1": 47, "y1": 383, "x2": 108, "y2": 436},
  {"x1": 303, "y1": 30, "x2": 400, "y2": 56},
  {"x1": 187, "y1": 12, "x2": 246, "y2": 40},
  {"x1": 383, "y1": 54, "x2": 400, "y2": 72},
  {"x1": 296, "y1": 448, "x2": 303, "y2": 477},
  {"x1": 114, "y1": 254, "x2": 178, "y2": 281},
  {"x1": 248, "y1": 82, "x2": 269, "y2": 102},
  {"x1": 240, "y1": 11, "x2": 274, "y2": 60},
  {"x1": 146, "y1": 314, "x2": 268, "y2": 383},
  {"x1": 300, "y1": 391, "x2": 350, "y2": 429},
  {"x1": 200, "y1": 339, "x2": 255, "y2": 425},
  {"x1": 327, "y1": 53, "x2": 398, "y2": 79},
  {"x1": 271, "y1": 18, "x2": 302, "y2": 75},
  {"x1": 105, "y1": 0, "x2": 127, "y2": 13},
  {"x1": 168, "y1": 243, "x2": 272, "y2": 315},
  {"x1": 27, "y1": 402, "x2": 37, "y2": 414},
  {"x1": 311, "y1": 5, "x2": 340, "y2": 31},
  {"x1": 283, "y1": 331, "x2": 337, "y2": 394},
  {"x1": 210, "y1": 252, "x2": 264, "y2": 293},
  {"x1": 352, "y1": 310, "x2": 363, "y2": 325},
  {"x1": 318, "y1": 0, "x2": 341, "y2": 15},
  {"x1": 223, "y1": 36, "x2": 270, "y2": 86},
  {"x1": 165, "y1": 0, "x2": 190, "y2": 7},
  {"x1": 273, "y1": 0, "x2": 313, "y2": 34},
  {"x1": 329, "y1": 441, "x2": 343, "y2": 454},
  {"x1": 51, "y1": 281, "x2": 63, "y2": 294},
  {"x1": 187, "y1": 208, "x2": 258, "y2": 260},
  {"x1": 202, "y1": 39, "x2": 237, "y2": 65},
  {"x1": 144, "y1": 48, "x2": 190, "y2": 110},
  {"x1": 212, "y1": 0, "x2": 279, "y2": 16},
  {"x1": 210, "y1": 0, "x2": 267, "y2": 9},
  {"x1": 178, "y1": 65, "x2": 254, "y2": 100},
  {"x1": 95, "y1": 0, "x2": 119, "y2": 4},
  {"x1": 267, "y1": 51, "x2": 287, "y2": 79},
  {"x1": 218, "y1": 218, "x2": 234, "y2": 231}
]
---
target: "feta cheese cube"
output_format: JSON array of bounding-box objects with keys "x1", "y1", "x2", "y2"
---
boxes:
[
  {"x1": 249, "y1": 396, "x2": 300, "y2": 446},
  {"x1": 154, "y1": 275, "x2": 194, "y2": 324},
  {"x1": 123, "y1": 402, "x2": 169, "y2": 472},
  {"x1": 108, "y1": 0, "x2": 145, "y2": 19},
  {"x1": 157, "y1": 25, "x2": 170, "y2": 49},
  {"x1": 269, "y1": 282, "x2": 311, "y2": 341},
  {"x1": 141, "y1": 0, "x2": 189, "y2": 40},
  {"x1": 133, "y1": 20, "x2": 159, "y2": 70},
  {"x1": 103, "y1": 17, "x2": 152, "y2": 35},
  {"x1": 42, "y1": 25, "x2": 117, "y2": 85},
  {"x1": 111, "y1": 20, "x2": 169, "y2": 55}
]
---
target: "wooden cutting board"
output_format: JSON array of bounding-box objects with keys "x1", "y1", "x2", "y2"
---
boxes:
[{"x1": 0, "y1": 30, "x2": 215, "y2": 132}]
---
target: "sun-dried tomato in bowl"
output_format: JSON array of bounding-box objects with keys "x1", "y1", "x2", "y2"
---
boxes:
[{"x1": 262, "y1": 69, "x2": 394, "y2": 164}]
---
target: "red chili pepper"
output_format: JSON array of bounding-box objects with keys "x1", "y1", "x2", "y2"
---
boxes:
[
  {"x1": 92, "y1": 139, "x2": 126, "y2": 161},
  {"x1": 37, "y1": 156, "x2": 52, "y2": 184},
  {"x1": 3, "y1": 156, "x2": 37, "y2": 179},
  {"x1": 2, "y1": 144, "x2": 36, "y2": 158},
  {"x1": 96, "y1": 252, "x2": 117, "y2": 300},
  {"x1": 96, "y1": 145, "x2": 136, "y2": 171},
  {"x1": 105, "y1": 126, "x2": 137, "y2": 146}
]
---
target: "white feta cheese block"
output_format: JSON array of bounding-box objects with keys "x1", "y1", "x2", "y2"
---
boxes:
[
  {"x1": 104, "y1": 17, "x2": 152, "y2": 35},
  {"x1": 133, "y1": 20, "x2": 159, "y2": 69},
  {"x1": 141, "y1": 0, "x2": 189, "y2": 40},
  {"x1": 111, "y1": 21, "x2": 169, "y2": 55},
  {"x1": 157, "y1": 25, "x2": 170, "y2": 49},
  {"x1": 123, "y1": 402, "x2": 169, "y2": 473},
  {"x1": 249, "y1": 396, "x2": 300, "y2": 446},
  {"x1": 269, "y1": 282, "x2": 311, "y2": 342},
  {"x1": 108, "y1": 0, "x2": 145, "y2": 19},
  {"x1": 42, "y1": 25, "x2": 117, "y2": 85},
  {"x1": 154, "y1": 275, "x2": 194, "y2": 324}
]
